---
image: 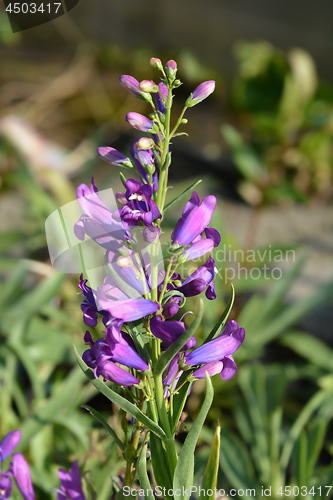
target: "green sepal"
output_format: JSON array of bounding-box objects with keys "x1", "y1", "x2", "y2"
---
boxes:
[
  {"x1": 81, "y1": 405, "x2": 125, "y2": 451},
  {"x1": 74, "y1": 346, "x2": 167, "y2": 441},
  {"x1": 119, "y1": 172, "x2": 127, "y2": 186},
  {"x1": 163, "y1": 179, "x2": 202, "y2": 213},
  {"x1": 154, "y1": 299, "x2": 204, "y2": 377},
  {"x1": 201, "y1": 422, "x2": 221, "y2": 499},
  {"x1": 204, "y1": 284, "x2": 235, "y2": 344},
  {"x1": 173, "y1": 373, "x2": 214, "y2": 500}
]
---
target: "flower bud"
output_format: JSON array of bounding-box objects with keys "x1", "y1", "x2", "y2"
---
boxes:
[
  {"x1": 181, "y1": 118, "x2": 188, "y2": 124},
  {"x1": 119, "y1": 75, "x2": 151, "y2": 102},
  {"x1": 166, "y1": 60, "x2": 177, "y2": 80},
  {"x1": 137, "y1": 137, "x2": 154, "y2": 150},
  {"x1": 126, "y1": 112, "x2": 153, "y2": 132},
  {"x1": 185, "y1": 80, "x2": 215, "y2": 107},
  {"x1": 139, "y1": 80, "x2": 158, "y2": 93},
  {"x1": 97, "y1": 147, "x2": 133, "y2": 168},
  {"x1": 150, "y1": 57, "x2": 163, "y2": 71}
]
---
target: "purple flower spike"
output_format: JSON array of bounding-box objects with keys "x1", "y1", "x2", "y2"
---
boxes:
[
  {"x1": 171, "y1": 192, "x2": 216, "y2": 247},
  {"x1": 0, "y1": 430, "x2": 21, "y2": 462},
  {"x1": 97, "y1": 147, "x2": 132, "y2": 168},
  {"x1": 57, "y1": 461, "x2": 86, "y2": 500},
  {"x1": 126, "y1": 112, "x2": 153, "y2": 132},
  {"x1": 11, "y1": 453, "x2": 35, "y2": 500},
  {"x1": 186, "y1": 81, "x2": 215, "y2": 107},
  {"x1": 119, "y1": 75, "x2": 150, "y2": 101},
  {"x1": 0, "y1": 476, "x2": 12, "y2": 499}
]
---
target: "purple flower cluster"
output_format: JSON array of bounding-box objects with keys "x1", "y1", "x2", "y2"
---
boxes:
[
  {"x1": 74, "y1": 58, "x2": 245, "y2": 393},
  {"x1": 0, "y1": 430, "x2": 35, "y2": 500}
]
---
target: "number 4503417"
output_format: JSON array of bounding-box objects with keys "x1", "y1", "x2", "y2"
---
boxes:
[{"x1": 6, "y1": 3, "x2": 62, "y2": 13}]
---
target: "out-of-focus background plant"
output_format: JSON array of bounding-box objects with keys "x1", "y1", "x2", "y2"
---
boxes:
[{"x1": 0, "y1": 2, "x2": 333, "y2": 498}]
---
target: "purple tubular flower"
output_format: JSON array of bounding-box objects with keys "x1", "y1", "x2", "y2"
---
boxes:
[
  {"x1": 185, "y1": 320, "x2": 245, "y2": 366},
  {"x1": 57, "y1": 461, "x2": 86, "y2": 500},
  {"x1": 166, "y1": 60, "x2": 177, "y2": 72},
  {"x1": 78, "y1": 275, "x2": 102, "y2": 327},
  {"x1": 130, "y1": 139, "x2": 159, "y2": 192},
  {"x1": 150, "y1": 316, "x2": 196, "y2": 351},
  {"x1": 162, "y1": 296, "x2": 182, "y2": 318},
  {"x1": 186, "y1": 81, "x2": 215, "y2": 107},
  {"x1": 0, "y1": 430, "x2": 21, "y2": 462},
  {"x1": 178, "y1": 256, "x2": 217, "y2": 300},
  {"x1": 97, "y1": 147, "x2": 131, "y2": 168},
  {"x1": 126, "y1": 112, "x2": 153, "y2": 132},
  {"x1": 171, "y1": 192, "x2": 216, "y2": 246},
  {"x1": 96, "y1": 360, "x2": 139, "y2": 386},
  {"x1": 74, "y1": 178, "x2": 129, "y2": 251},
  {"x1": 97, "y1": 284, "x2": 160, "y2": 323},
  {"x1": 106, "y1": 324, "x2": 149, "y2": 371},
  {"x1": 11, "y1": 453, "x2": 35, "y2": 500},
  {"x1": 155, "y1": 82, "x2": 168, "y2": 114},
  {"x1": 119, "y1": 75, "x2": 149, "y2": 101},
  {"x1": 192, "y1": 355, "x2": 237, "y2": 381},
  {"x1": 0, "y1": 476, "x2": 12, "y2": 499},
  {"x1": 163, "y1": 354, "x2": 183, "y2": 397},
  {"x1": 116, "y1": 179, "x2": 161, "y2": 227},
  {"x1": 182, "y1": 238, "x2": 214, "y2": 261}
]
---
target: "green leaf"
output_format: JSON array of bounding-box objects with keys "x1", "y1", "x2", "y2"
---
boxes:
[
  {"x1": 82, "y1": 405, "x2": 125, "y2": 451},
  {"x1": 220, "y1": 429, "x2": 257, "y2": 491},
  {"x1": 307, "y1": 419, "x2": 326, "y2": 480},
  {"x1": 204, "y1": 284, "x2": 235, "y2": 344},
  {"x1": 280, "y1": 389, "x2": 330, "y2": 472},
  {"x1": 171, "y1": 379, "x2": 193, "y2": 435},
  {"x1": 137, "y1": 442, "x2": 155, "y2": 500},
  {"x1": 149, "y1": 432, "x2": 174, "y2": 500},
  {"x1": 201, "y1": 422, "x2": 221, "y2": 499},
  {"x1": 293, "y1": 429, "x2": 308, "y2": 488},
  {"x1": 280, "y1": 331, "x2": 333, "y2": 371},
  {"x1": 163, "y1": 179, "x2": 202, "y2": 212},
  {"x1": 74, "y1": 346, "x2": 167, "y2": 441},
  {"x1": 173, "y1": 374, "x2": 214, "y2": 500},
  {"x1": 154, "y1": 299, "x2": 204, "y2": 377}
]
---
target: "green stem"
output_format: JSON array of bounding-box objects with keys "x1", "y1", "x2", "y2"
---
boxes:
[
  {"x1": 156, "y1": 86, "x2": 173, "y2": 211},
  {"x1": 170, "y1": 106, "x2": 187, "y2": 138}
]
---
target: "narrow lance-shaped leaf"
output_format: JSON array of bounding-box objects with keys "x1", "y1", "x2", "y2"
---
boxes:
[
  {"x1": 81, "y1": 405, "x2": 125, "y2": 451},
  {"x1": 137, "y1": 442, "x2": 155, "y2": 500},
  {"x1": 154, "y1": 299, "x2": 204, "y2": 377},
  {"x1": 173, "y1": 373, "x2": 214, "y2": 500},
  {"x1": 204, "y1": 284, "x2": 235, "y2": 344},
  {"x1": 201, "y1": 421, "x2": 221, "y2": 499},
  {"x1": 163, "y1": 179, "x2": 202, "y2": 213},
  {"x1": 171, "y1": 378, "x2": 193, "y2": 436},
  {"x1": 74, "y1": 346, "x2": 167, "y2": 441}
]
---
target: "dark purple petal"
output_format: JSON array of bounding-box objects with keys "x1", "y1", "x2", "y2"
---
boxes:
[
  {"x1": 220, "y1": 355, "x2": 237, "y2": 380},
  {"x1": 172, "y1": 195, "x2": 216, "y2": 246},
  {"x1": 204, "y1": 227, "x2": 221, "y2": 247},
  {"x1": 185, "y1": 327, "x2": 245, "y2": 365},
  {"x1": 163, "y1": 297, "x2": 181, "y2": 318},
  {"x1": 221, "y1": 320, "x2": 239, "y2": 336},
  {"x1": 205, "y1": 282, "x2": 216, "y2": 300},
  {"x1": 178, "y1": 278, "x2": 207, "y2": 297},
  {"x1": 0, "y1": 476, "x2": 12, "y2": 499},
  {"x1": 182, "y1": 239, "x2": 214, "y2": 261},
  {"x1": 192, "y1": 361, "x2": 223, "y2": 379},
  {"x1": 106, "y1": 325, "x2": 149, "y2": 371},
  {"x1": 57, "y1": 461, "x2": 86, "y2": 500},
  {"x1": 95, "y1": 360, "x2": 139, "y2": 386},
  {"x1": 11, "y1": 453, "x2": 35, "y2": 500},
  {"x1": 0, "y1": 430, "x2": 21, "y2": 462},
  {"x1": 155, "y1": 82, "x2": 168, "y2": 113},
  {"x1": 150, "y1": 317, "x2": 196, "y2": 350}
]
